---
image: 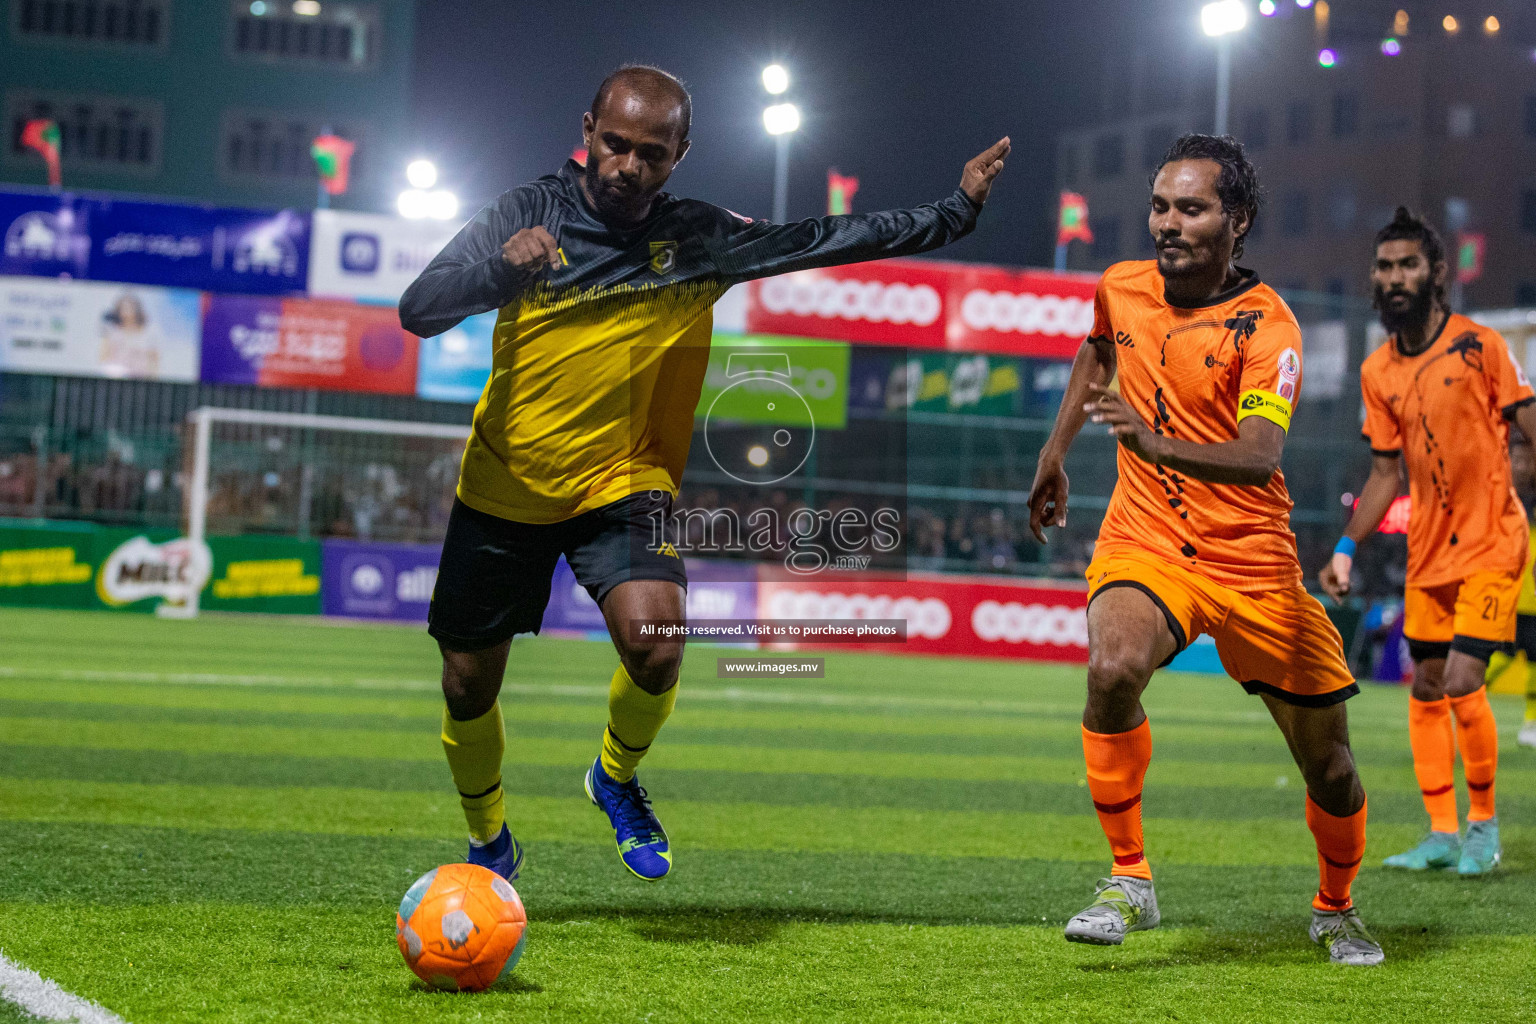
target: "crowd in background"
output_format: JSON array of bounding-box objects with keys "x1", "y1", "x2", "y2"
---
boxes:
[{"x1": 0, "y1": 440, "x2": 1423, "y2": 594}]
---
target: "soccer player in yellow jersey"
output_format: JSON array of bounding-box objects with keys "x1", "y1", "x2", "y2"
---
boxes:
[
  {"x1": 399, "y1": 65, "x2": 1009, "y2": 882},
  {"x1": 1323, "y1": 209, "x2": 1536, "y2": 875},
  {"x1": 1029, "y1": 134, "x2": 1382, "y2": 965}
]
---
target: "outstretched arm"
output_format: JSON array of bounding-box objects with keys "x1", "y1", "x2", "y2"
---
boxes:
[
  {"x1": 1319, "y1": 452, "x2": 1401, "y2": 601},
  {"x1": 707, "y1": 138, "x2": 1009, "y2": 282},
  {"x1": 1027, "y1": 337, "x2": 1116, "y2": 542},
  {"x1": 1087, "y1": 382, "x2": 1284, "y2": 487}
]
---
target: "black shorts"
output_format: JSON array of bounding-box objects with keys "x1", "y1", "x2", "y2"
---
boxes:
[
  {"x1": 1517, "y1": 613, "x2": 1536, "y2": 660},
  {"x1": 427, "y1": 491, "x2": 688, "y2": 652}
]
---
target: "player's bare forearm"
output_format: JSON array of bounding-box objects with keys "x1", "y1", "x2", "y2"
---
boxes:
[
  {"x1": 1039, "y1": 338, "x2": 1116, "y2": 466},
  {"x1": 1136, "y1": 426, "x2": 1284, "y2": 487},
  {"x1": 1086, "y1": 383, "x2": 1282, "y2": 486},
  {"x1": 1340, "y1": 454, "x2": 1401, "y2": 544},
  {"x1": 1027, "y1": 337, "x2": 1113, "y2": 541}
]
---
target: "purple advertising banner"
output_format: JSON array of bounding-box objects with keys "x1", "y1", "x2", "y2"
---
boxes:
[
  {"x1": 0, "y1": 188, "x2": 309, "y2": 293},
  {"x1": 321, "y1": 538, "x2": 759, "y2": 639},
  {"x1": 91, "y1": 198, "x2": 309, "y2": 294},
  {"x1": 321, "y1": 539, "x2": 440, "y2": 621},
  {"x1": 0, "y1": 192, "x2": 91, "y2": 278}
]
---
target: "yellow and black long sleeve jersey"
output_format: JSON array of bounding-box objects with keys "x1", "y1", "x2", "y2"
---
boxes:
[{"x1": 400, "y1": 159, "x2": 982, "y2": 524}]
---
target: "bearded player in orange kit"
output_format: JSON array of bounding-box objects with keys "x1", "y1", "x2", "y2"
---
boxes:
[
  {"x1": 1028, "y1": 135, "x2": 1382, "y2": 966},
  {"x1": 1322, "y1": 208, "x2": 1536, "y2": 876}
]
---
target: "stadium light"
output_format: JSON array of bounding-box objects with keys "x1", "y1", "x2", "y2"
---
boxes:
[
  {"x1": 1381, "y1": 37, "x2": 1401, "y2": 56},
  {"x1": 1443, "y1": 14, "x2": 1458, "y2": 34},
  {"x1": 249, "y1": 0, "x2": 268, "y2": 13},
  {"x1": 1393, "y1": 9, "x2": 1408, "y2": 35},
  {"x1": 763, "y1": 102, "x2": 800, "y2": 222},
  {"x1": 1258, "y1": 0, "x2": 1276, "y2": 15},
  {"x1": 406, "y1": 159, "x2": 438, "y2": 189},
  {"x1": 761, "y1": 64, "x2": 789, "y2": 96},
  {"x1": 1201, "y1": 0, "x2": 1247, "y2": 37},
  {"x1": 1485, "y1": 16, "x2": 1500, "y2": 35},
  {"x1": 1295, "y1": 0, "x2": 1311, "y2": 7},
  {"x1": 400, "y1": 189, "x2": 457, "y2": 220},
  {"x1": 763, "y1": 103, "x2": 800, "y2": 136},
  {"x1": 292, "y1": 0, "x2": 320, "y2": 15},
  {"x1": 1318, "y1": 48, "x2": 1337, "y2": 67},
  {"x1": 1201, "y1": 2, "x2": 1248, "y2": 136},
  {"x1": 425, "y1": 190, "x2": 459, "y2": 220}
]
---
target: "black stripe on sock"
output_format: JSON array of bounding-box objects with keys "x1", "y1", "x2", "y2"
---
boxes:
[
  {"x1": 458, "y1": 780, "x2": 502, "y2": 800},
  {"x1": 605, "y1": 725, "x2": 651, "y2": 754}
]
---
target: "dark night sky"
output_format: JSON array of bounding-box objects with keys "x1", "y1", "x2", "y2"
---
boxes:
[{"x1": 410, "y1": 1, "x2": 1175, "y2": 269}]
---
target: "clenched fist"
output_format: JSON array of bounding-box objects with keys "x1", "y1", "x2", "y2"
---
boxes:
[{"x1": 501, "y1": 226, "x2": 561, "y2": 278}]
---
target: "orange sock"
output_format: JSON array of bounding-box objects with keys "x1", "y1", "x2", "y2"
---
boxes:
[
  {"x1": 1449, "y1": 688, "x2": 1498, "y2": 821},
  {"x1": 1408, "y1": 696, "x2": 1459, "y2": 833},
  {"x1": 1082, "y1": 719, "x2": 1153, "y2": 880},
  {"x1": 1306, "y1": 794, "x2": 1366, "y2": 912}
]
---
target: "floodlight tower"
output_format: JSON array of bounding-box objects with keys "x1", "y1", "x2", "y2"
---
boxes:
[
  {"x1": 1202, "y1": 1, "x2": 1250, "y2": 136},
  {"x1": 761, "y1": 64, "x2": 799, "y2": 222}
]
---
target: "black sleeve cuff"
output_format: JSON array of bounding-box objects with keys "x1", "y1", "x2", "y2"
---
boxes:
[{"x1": 1502, "y1": 396, "x2": 1536, "y2": 420}]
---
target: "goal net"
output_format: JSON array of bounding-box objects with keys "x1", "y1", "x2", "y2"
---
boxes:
[{"x1": 173, "y1": 406, "x2": 470, "y2": 616}]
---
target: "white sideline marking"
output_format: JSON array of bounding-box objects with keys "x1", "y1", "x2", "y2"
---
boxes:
[
  {"x1": 0, "y1": 951, "x2": 128, "y2": 1024},
  {"x1": 0, "y1": 665, "x2": 1283, "y2": 723}
]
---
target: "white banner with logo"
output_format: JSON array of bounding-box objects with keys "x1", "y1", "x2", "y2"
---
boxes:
[
  {"x1": 307, "y1": 210, "x2": 458, "y2": 303},
  {"x1": 0, "y1": 275, "x2": 202, "y2": 381}
]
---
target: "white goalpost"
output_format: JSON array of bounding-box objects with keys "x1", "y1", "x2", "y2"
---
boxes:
[{"x1": 168, "y1": 406, "x2": 472, "y2": 618}]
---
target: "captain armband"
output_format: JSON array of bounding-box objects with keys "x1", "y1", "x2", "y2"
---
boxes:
[{"x1": 1237, "y1": 389, "x2": 1293, "y2": 432}]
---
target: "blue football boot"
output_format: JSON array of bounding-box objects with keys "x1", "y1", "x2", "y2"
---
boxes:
[
  {"x1": 584, "y1": 757, "x2": 672, "y2": 881},
  {"x1": 466, "y1": 823, "x2": 524, "y2": 881}
]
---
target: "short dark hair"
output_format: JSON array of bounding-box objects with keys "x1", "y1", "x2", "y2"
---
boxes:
[
  {"x1": 590, "y1": 64, "x2": 692, "y2": 143},
  {"x1": 1151, "y1": 133, "x2": 1262, "y2": 259},
  {"x1": 1374, "y1": 206, "x2": 1447, "y2": 305}
]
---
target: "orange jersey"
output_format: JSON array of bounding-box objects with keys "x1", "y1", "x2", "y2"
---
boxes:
[
  {"x1": 1090, "y1": 261, "x2": 1304, "y2": 591},
  {"x1": 1359, "y1": 313, "x2": 1534, "y2": 586}
]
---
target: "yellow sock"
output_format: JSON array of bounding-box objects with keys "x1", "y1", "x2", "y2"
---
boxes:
[
  {"x1": 600, "y1": 663, "x2": 676, "y2": 783},
  {"x1": 441, "y1": 703, "x2": 505, "y2": 845}
]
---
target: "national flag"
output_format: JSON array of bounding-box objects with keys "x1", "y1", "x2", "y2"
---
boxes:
[
  {"x1": 1057, "y1": 192, "x2": 1093, "y2": 246},
  {"x1": 1455, "y1": 232, "x2": 1485, "y2": 285},
  {"x1": 828, "y1": 170, "x2": 860, "y2": 216},
  {"x1": 21, "y1": 119, "x2": 62, "y2": 188},
  {"x1": 310, "y1": 134, "x2": 356, "y2": 195}
]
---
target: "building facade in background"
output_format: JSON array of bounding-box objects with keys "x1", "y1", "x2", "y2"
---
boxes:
[
  {"x1": 1056, "y1": 0, "x2": 1536, "y2": 311},
  {"x1": 1, "y1": 0, "x2": 414, "y2": 210}
]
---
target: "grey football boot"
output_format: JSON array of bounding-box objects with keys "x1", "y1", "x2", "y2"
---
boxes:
[
  {"x1": 1064, "y1": 876, "x2": 1160, "y2": 945},
  {"x1": 1309, "y1": 906, "x2": 1385, "y2": 966}
]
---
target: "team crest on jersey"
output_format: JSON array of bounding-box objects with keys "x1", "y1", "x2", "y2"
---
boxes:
[{"x1": 649, "y1": 241, "x2": 678, "y2": 276}]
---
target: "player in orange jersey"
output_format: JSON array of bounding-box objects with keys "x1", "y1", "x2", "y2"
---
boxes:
[
  {"x1": 1321, "y1": 208, "x2": 1536, "y2": 875},
  {"x1": 1028, "y1": 134, "x2": 1382, "y2": 966}
]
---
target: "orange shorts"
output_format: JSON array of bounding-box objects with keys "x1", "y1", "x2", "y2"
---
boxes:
[
  {"x1": 1403, "y1": 571, "x2": 1522, "y2": 656},
  {"x1": 1086, "y1": 550, "x2": 1358, "y2": 706}
]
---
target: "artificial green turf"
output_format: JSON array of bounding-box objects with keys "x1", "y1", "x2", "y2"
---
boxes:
[{"x1": 0, "y1": 606, "x2": 1532, "y2": 1023}]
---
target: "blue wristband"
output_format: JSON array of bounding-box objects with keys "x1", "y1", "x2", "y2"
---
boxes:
[{"x1": 1333, "y1": 536, "x2": 1357, "y2": 559}]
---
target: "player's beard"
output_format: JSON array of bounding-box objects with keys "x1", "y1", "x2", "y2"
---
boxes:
[
  {"x1": 584, "y1": 159, "x2": 649, "y2": 224},
  {"x1": 1375, "y1": 279, "x2": 1434, "y2": 335}
]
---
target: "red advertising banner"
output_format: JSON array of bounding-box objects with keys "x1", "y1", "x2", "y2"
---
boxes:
[
  {"x1": 946, "y1": 264, "x2": 1097, "y2": 360},
  {"x1": 201, "y1": 294, "x2": 419, "y2": 394},
  {"x1": 744, "y1": 258, "x2": 1099, "y2": 359},
  {"x1": 747, "y1": 259, "x2": 952, "y2": 350},
  {"x1": 758, "y1": 571, "x2": 1089, "y2": 662}
]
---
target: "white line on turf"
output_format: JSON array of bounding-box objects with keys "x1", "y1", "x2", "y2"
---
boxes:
[
  {"x1": 0, "y1": 952, "x2": 128, "y2": 1024},
  {"x1": 0, "y1": 665, "x2": 1289, "y2": 723}
]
